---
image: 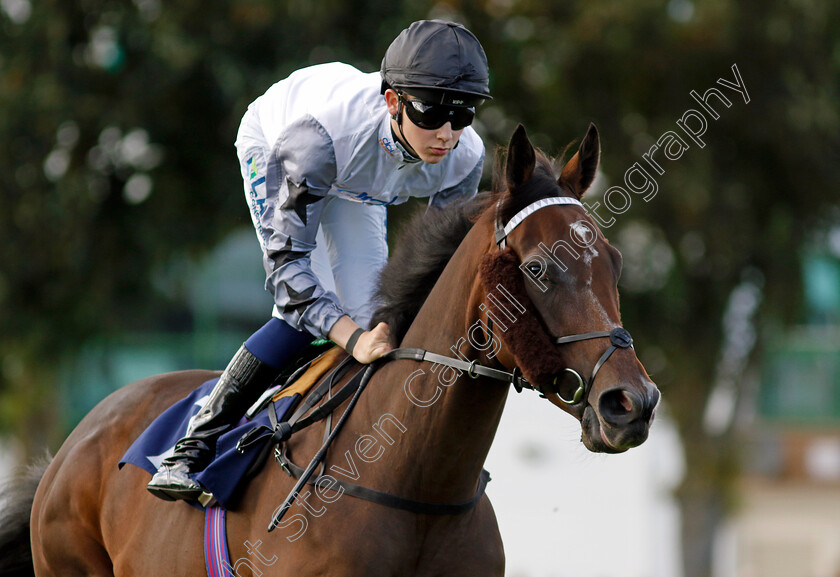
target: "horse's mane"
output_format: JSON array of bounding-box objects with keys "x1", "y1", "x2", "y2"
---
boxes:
[
  {"x1": 372, "y1": 149, "x2": 561, "y2": 345},
  {"x1": 370, "y1": 194, "x2": 490, "y2": 345}
]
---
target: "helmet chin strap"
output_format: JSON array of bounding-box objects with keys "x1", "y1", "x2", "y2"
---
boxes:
[{"x1": 392, "y1": 99, "x2": 421, "y2": 159}]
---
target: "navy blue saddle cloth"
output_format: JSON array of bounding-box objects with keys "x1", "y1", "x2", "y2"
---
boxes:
[{"x1": 119, "y1": 378, "x2": 298, "y2": 510}]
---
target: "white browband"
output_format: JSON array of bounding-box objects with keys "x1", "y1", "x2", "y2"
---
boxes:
[
  {"x1": 495, "y1": 196, "x2": 583, "y2": 247},
  {"x1": 503, "y1": 197, "x2": 583, "y2": 237}
]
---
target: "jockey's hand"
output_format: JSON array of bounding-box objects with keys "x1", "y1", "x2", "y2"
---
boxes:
[
  {"x1": 329, "y1": 316, "x2": 393, "y2": 364},
  {"x1": 352, "y1": 322, "x2": 393, "y2": 364}
]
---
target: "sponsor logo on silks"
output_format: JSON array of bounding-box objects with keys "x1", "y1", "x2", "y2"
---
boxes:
[
  {"x1": 379, "y1": 137, "x2": 397, "y2": 156},
  {"x1": 249, "y1": 172, "x2": 267, "y2": 216},
  {"x1": 335, "y1": 188, "x2": 399, "y2": 206},
  {"x1": 249, "y1": 196, "x2": 265, "y2": 238},
  {"x1": 247, "y1": 157, "x2": 258, "y2": 180}
]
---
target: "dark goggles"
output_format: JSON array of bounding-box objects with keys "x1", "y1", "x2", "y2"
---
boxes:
[{"x1": 400, "y1": 94, "x2": 476, "y2": 131}]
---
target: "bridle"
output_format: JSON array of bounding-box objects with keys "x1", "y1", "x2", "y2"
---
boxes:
[
  {"x1": 382, "y1": 194, "x2": 635, "y2": 409},
  {"x1": 264, "y1": 193, "x2": 636, "y2": 530},
  {"x1": 491, "y1": 194, "x2": 635, "y2": 407}
]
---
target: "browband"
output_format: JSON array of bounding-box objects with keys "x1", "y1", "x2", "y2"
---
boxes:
[{"x1": 494, "y1": 196, "x2": 583, "y2": 247}]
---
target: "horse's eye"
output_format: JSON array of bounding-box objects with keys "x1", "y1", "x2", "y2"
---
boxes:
[{"x1": 525, "y1": 262, "x2": 546, "y2": 280}]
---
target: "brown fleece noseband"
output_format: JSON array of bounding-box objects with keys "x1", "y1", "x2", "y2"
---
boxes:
[{"x1": 478, "y1": 196, "x2": 634, "y2": 406}]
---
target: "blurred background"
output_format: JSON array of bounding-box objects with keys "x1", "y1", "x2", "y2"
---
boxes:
[{"x1": 2, "y1": 1, "x2": 839, "y2": 576}]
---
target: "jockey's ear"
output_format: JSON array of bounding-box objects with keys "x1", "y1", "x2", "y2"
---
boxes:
[
  {"x1": 558, "y1": 123, "x2": 600, "y2": 199},
  {"x1": 384, "y1": 88, "x2": 401, "y2": 119},
  {"x1": 505, "y1": 124, "x2": 536, "y2": 190}
]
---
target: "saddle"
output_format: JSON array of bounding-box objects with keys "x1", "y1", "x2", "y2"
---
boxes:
[
  {"x1": 121, "y1": 342, "x2": 491, "y2": 516},
  {"x1": 275, "y1": 347, "x2": 344, "y2": 400},
  {"x1": 244, "y1": 345, "x2": 346, "y2": 419},
  {"x1": 119, "y1": 344, "x2": 350, "y2": 510}
]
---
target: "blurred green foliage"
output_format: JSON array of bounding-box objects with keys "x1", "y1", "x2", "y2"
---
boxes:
[{"x1": 1, "y1": 1, "x2": 838, "y2": 574}]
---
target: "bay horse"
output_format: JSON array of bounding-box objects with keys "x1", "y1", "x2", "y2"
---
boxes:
[{"x1": 4, "y1": 124, "x2": 659, "y2": 577}]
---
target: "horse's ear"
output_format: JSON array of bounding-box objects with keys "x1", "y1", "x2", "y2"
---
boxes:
[
  {"x1": 506, "y1": 124, "x2": 536, "y2": 190},
  {"x1": 558, "y1": 123, "x2": 600, "y2": 199}
]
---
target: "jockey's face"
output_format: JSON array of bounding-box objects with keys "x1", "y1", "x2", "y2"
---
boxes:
[{"x1": 385, "y1": 89, "x2": 464, "y2": 164}]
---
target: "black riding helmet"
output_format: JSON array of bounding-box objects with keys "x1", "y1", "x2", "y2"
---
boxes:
[{"x1": 380, "y1": 20, "x2": 492, "y2": 107}]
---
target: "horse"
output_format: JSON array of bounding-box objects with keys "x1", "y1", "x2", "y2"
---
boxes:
[{"x1": 3, "y1": 123, "x2": 659, "y2": 577}]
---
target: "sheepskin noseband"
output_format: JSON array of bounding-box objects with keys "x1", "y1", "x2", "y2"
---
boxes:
[{"x1": 478, "y1": 248, "x2": 569, "y2": 386}]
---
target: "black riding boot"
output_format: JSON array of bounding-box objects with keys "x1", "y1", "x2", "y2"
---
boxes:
[{"x1": 146, "y1": 345, "x2": 280, "y2": 502}]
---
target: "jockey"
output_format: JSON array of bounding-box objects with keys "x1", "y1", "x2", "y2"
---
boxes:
[{"x1": 147, "y1": 19, "x2": 492, "y2": 501}]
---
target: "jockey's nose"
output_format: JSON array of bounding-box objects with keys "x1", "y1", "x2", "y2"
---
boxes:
[{"x1": 437, "y1": 122, "x2": 454, "y2": 141}]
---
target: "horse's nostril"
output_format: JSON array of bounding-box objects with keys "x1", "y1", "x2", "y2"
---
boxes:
[
  {"x1": 599, "y1": 385, "x2": 660, "y2": 427},
  {"x1": 599, "y1": 388, "x2": 638, "y2": 426},
  {"x1": 619, "y1": 391, "x2": 633, "y2": 413}
]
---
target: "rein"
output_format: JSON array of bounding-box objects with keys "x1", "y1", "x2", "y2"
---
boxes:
[
  {"x1": 261, "y1": 194, "x2": 634, "y2": 532},
  {"x1": 263, "y1": 357, "x2": 492, "y2": 533},
  {"x1": 384, "y1": 326, "x2": 633, "y2": 407}
]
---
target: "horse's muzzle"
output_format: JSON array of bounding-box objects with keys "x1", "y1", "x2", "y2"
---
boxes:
[{"x1": 583, "y1": 381, "x2": 660, "y2": 453}]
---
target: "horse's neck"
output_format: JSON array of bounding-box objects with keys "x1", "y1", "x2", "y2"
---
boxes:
[{"x1": 362, "y1": 219, "x2": 510, "y2": 502}]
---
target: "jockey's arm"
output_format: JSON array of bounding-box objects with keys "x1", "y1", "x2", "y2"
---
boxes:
[
  {"x1": 263, "y1": 116, "x2": 347, "y2": 339},
  {"x1": 264, "y1": 116, "x2": 392, "y2": 363}
]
